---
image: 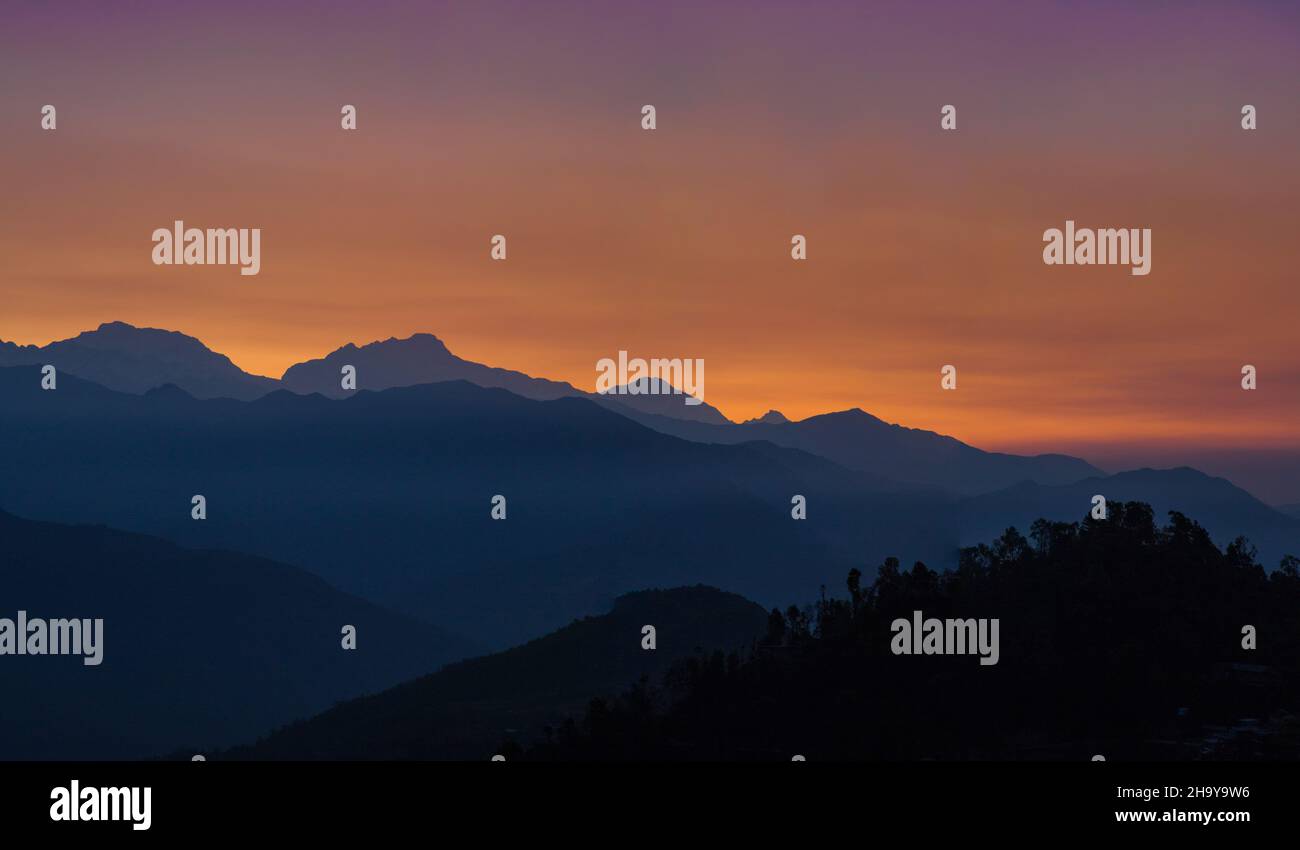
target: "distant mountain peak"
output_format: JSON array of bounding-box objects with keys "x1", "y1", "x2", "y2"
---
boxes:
[
  {"x1": 77, "y1": 321, "x2": 206, "y2": 350},
  {"x1": 88, "y1": 320, "x2": 182, "y2": 337},
  {"x1": 315, "y1": 332, "x2": 454, "y2": 363},
  {"x1": 0, "y1": 321, "x2": 277, "y2": 400},
  {"x1": 742, "y1": 410, "x2": 789, "y2": 425},
  {"x1": 602, "y1": 377, "x2": 695, "y2": 398}
]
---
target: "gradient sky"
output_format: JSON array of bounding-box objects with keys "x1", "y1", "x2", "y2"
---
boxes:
[{"x1": 2, "y1": 1, "x2": 1298, "y2": 497}]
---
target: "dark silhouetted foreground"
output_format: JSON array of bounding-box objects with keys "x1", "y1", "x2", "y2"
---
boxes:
[{"x1": 515, "y1": 503, "x2": 1300, "y2": 760}]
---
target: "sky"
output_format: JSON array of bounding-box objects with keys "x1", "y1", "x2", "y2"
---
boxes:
[{"x1": 2, "y1": 0, "x2": 1298, "y2": 498}]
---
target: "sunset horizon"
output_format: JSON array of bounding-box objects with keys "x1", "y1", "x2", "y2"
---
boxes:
[
  {"x1": 5, "y1": 0, "x2": 1299, "y2": 828},
  {"x1": 5, "y1": 1, "x2": 1297, "y2": 479},
  {"x1": 7, "y1": 313, "x2": 1300, "y2": 505}
]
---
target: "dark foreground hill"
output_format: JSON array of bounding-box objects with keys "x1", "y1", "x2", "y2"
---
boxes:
[
  {"x1": 518, "y1": 503, "x2": 1300, "y2": 761},
  {"x1": 220, "y1": 586, "x2": 768, "y2": 760},
  {"x1": 0, "y1": 510, "x2": 474, "y2": 760}
]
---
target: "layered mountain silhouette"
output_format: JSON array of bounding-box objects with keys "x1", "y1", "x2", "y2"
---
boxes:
[
  {"x1": 0, "y1": 509, "x2": 475, "y2": 760},
  {"x1": 0, "y1": 364, "x2": 888, "y2": 646},
  {"x1": 281, "y1": 332, "x2": 732, "y2": 424},
  {"x1": 615, "y1": 407, "x2": 1102, "y2": 496},
  {"x1": 0, "y1": 321, "x2": 277, "y2": 400},
  {"x1": 3, "y1": 363, "x2": 1296, "y2": 651},
  {"x1": 220, "y1": 586, "x2": 768, "y2": 760},
  {"x1": 0, "y1": 323, "x2": 1111, "y2": 495},
  {"x1": 281, "y1": 333, "x2": 576, "y2": 401},
  {"x1": 0, "y1": 322, "x2": 732, "y2": 423}
]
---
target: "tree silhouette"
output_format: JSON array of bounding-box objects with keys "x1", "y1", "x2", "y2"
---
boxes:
[{"x1": 521, "y1": 502, "x2": 1300, "y2": 761}]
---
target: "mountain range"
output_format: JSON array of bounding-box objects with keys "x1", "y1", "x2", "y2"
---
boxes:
[
  {"x1": 3, "y1": 320, "x2": 1298, "y2": 760},
  {"x1": 282, "y1": 333, "x2": 733, "y2": 425},
  {"x1": 2, "y1": 322, "x2": 1102, "y2": 497},
  {"x1": 3, "y1": 356, "x2": 1297, "y2": 649},
  {"x1": 619, "y1": 406, "x2": 1102, "y2": 495},
  {"x1": 0, "y1": 364, "x2": 877, "y2": 646}
]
